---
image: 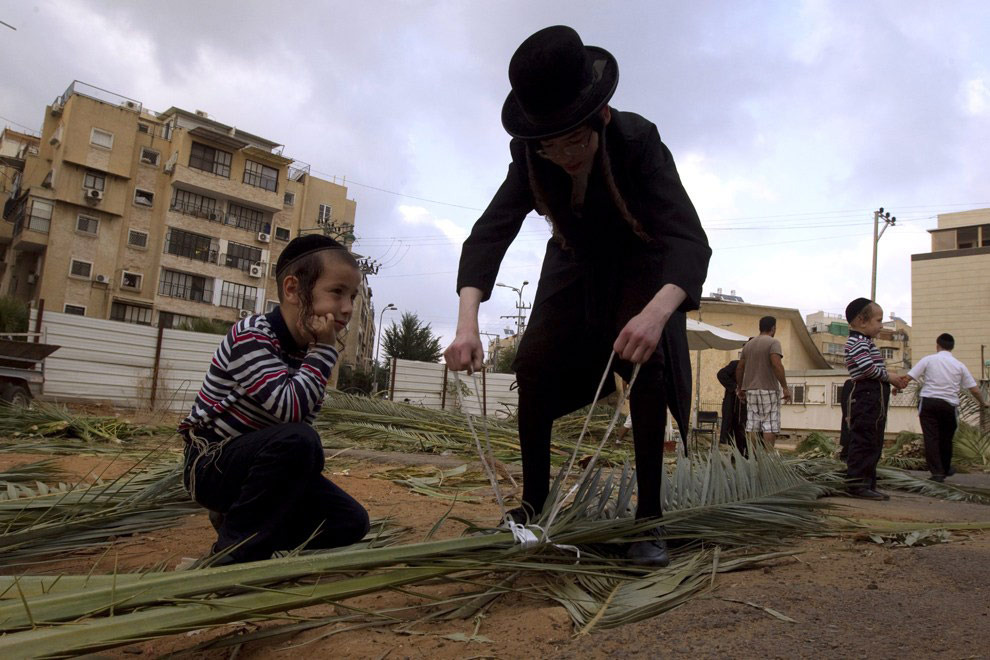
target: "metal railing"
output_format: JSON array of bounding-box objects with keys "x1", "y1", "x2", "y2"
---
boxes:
[
  {"x1": 13, "y1": 213, "x2": 50, "y2": 236},
  {"x1": 163, "y1": 239, "x2": 218, "y2": 264},
  {"x1": 158, "y1": 282, "x2": 213, "y2": 304},
  {"x1": 169, "y1": 200, "x2": 221, "y2": 221},
  {"x1": 220, "y1": 253, "x2": 266, "y2": 273},
  {"x1": 243, "y1": 170, "x2": 277, "y2": 192},
  {"x1": 219, "y1": 295, "x2": 257, "y2": 311},
  {"x1": 287, "y1": 160, "x2": 310, "y2": 182}
]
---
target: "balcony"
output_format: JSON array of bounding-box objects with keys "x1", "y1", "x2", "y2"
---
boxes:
[
  {"x1": 172, "y1": 163, "x2": 281, "y2": 212},
  {"x1": 169, "y1": 200, "x2": 222, "y2": 223},
  {"x1": 158, "y1": 281, "x2": 214, "y2": 305},
  {"x1": 219, "y1": 252, "x2": 267, "y2": 275},
  {"x1": 163, "y1": 239, "x2": 219, "y2": 265},
  {"x1": 11, "y1": 213, "x2": 49, "y2": 252}
]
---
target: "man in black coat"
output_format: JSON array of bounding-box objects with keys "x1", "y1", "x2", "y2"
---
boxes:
[
  {"x1": 717, "y1": 359, "x2": 747, "y2": 455},
  {"x1": 445, "y1": 26, "x2": 710, "y2": 567}
]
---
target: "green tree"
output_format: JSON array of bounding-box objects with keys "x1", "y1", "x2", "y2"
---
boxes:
[
  {"x1": 382, "y1": 312, "x2": 443, "y2": 363},
  {"x1": 336, "y1": 362, "x2": 389, "y2": 395},
  {"x1": 0, "y1": 297, "x2": 29, "y2": 336},
  {"x1": 491, "y1": 342, "x2": 518, "y2": 374}
]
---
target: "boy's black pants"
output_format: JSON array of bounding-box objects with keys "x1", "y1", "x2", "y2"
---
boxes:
[
  {"x1": 918, "y1": 397, "x2": 958, "y2": 477},
  {"x1": 845, "y1": 380, "x2": 890, "y2": 489},
  {"x1": 184, "y1": 423, "x2": 370, "y2": 562},
  {"x1": 838, "y1": 379, "x2": 853, "y2": 461}
]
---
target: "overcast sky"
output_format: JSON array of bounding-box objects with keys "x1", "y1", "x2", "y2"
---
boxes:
[{"x1": 2, "y1": 1, "x2": 988, "y2": 350}]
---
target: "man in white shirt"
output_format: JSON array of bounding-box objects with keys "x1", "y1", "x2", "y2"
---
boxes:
[{"x1": 906, "y1": 333, "x2": 989, "y2": 482}]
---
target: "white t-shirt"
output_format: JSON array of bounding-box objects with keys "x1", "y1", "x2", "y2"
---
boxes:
[{"x1": 907, "y1": 351, "x2": 978, "y2": 406}]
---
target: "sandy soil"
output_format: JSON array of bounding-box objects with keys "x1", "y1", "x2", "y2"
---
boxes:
[{"x1": 2, "y1": 445, "x2": 989, "y2": 659}]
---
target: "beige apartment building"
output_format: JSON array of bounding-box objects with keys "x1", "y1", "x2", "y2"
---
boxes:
[
  {"x1": 911, "y1": 208, "x2": 990, "y2": 381},
  {"x1": 806, "y1": 310, "x2": 911, "y2": 369},
  {"x1": 1, "y1": 81, "x2": 375, "y2": 372}
]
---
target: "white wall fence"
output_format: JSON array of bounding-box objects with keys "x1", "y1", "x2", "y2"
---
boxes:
[
  {"x1": 32, "y1": 309, "x2": 217, "y2": 412},
  {"x1": 389, "y1": 358, "x2": 519, "y2": 418}
]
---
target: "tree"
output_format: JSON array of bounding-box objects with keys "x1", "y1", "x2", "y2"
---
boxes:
[
  {"x1": 382, "y1": 312, "x2": 443, "y2": 363},
  {"x1": 491, "y1": 342, "x2": 518, "y2": 374},
  {"x1": 336, "y1": 362, "x2": 389, "y2": 395}
]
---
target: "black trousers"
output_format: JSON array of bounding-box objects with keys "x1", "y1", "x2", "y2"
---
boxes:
[
  {"x1": 514, "y1": 276, "x2": 669, "y2": 520},
  {"x1": 838, "y1": 379, "x2": 853, "y2": 461},
  {"x1": 845, "y1": 380, "x2": 891, "y2": 489},
  {"x1": 918, "y1": 397, "x2": 958, "y2": 477},
  {"x1": 719, "y1": 391, "x2": 747, "y2": 456},
  {"x1": 184, "y1": 423, "x2": 370, "y2": 562}
]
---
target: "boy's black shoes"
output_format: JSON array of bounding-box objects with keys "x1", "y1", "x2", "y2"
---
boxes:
[
  {"x1": 945, "y1": 466, "x2": 956, "y2": 477},
  {"x1": 929, "y1": 474, "x2": 946, "y2": 483},
  {"x1": 503, "y1": 503, "x2": 541, "y2": 527},
  {"x1": 208, "y1": 509, "x2": 225, "y2": 532},
  {"x1": 627, "y1": 527, "x2": 671, "y2": 567},
  {"x1": 847, "y1": 487, "x2": 888, "y2": 501}
]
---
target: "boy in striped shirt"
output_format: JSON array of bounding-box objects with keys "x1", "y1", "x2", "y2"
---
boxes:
[
  {"x1": 843, "y1": 297, "x2": 909, "y2": 500},
  {"x1": 180, "y1": 235, "x2": 370, "y2": 564}
]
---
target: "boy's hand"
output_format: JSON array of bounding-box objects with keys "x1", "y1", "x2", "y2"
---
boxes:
[{"x1": 299, "y1": 313, "x2": 338, "y2": 346}]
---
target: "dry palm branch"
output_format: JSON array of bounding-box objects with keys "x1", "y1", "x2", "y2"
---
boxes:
[
  {"x1": 0, "y1": 401, "x2": 173, "y2": 445},
  {"x1": 0, "y1": 445, "x2": 832, "y2": 657}
]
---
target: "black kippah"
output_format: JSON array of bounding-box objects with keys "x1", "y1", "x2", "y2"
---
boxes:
[
  {"x1": 845, "y1": 297, "x2": 873, "y2": 323},
  {"x1": 275, "y1": 234, "x2": 346, "y2": 278}
]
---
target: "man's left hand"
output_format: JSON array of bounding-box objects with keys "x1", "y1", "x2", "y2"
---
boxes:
[{"x1": 614, "y1": 307, "x2": 669, "y2": 364}]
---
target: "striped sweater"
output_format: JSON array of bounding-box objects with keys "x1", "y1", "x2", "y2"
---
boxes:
[
  {"x1": 178, "y1": 308, "x2": 338, "y2": 445},
  {"x1": 844, "y1": 330, "x2": 889, "y2": 383}
]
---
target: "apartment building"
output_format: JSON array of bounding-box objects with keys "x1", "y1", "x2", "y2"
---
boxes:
[
  {"x1": 911, "y1": 208, "x2": 990, "y2": 381},
  {"x1": 806, "y1": 310, "x2": 911, "y2": 369},
  {"x1": 1, "y1": 81, "x2": 375, "y2": 370},
  {"x1": 0, "y1": 128, "x2": 42, "y2": 280}
]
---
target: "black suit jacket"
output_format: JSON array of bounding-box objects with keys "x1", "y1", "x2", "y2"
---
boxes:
[{"x1": 456, "y1": 110, "x2": 711, "y2": 431}]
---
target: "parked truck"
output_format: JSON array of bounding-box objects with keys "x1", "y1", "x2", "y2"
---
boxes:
[{"x1": 0, "y1": 336, "x2": 60, "y2": 405}]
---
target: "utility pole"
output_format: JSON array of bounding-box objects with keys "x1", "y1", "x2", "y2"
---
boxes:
[
  {"x1": 372, "y1": 303, "x2": 397, "y2": 395},
  {"x1": 871, "y1": 207, "x2": 897, "y2": 300},
  {"x1": 496, "y1": 280, "x2": 530, "y2": 336},
  {"x1": 480, "y1": 331, "x2": 501, "y2": 367}
]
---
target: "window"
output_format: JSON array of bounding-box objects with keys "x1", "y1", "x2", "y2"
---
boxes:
[
  {"x1": 224, "y1": 242, "x2": 263, "y2": 271},
  {"x1": 789, "y1": 384, "x2": 806, "y2": 405},
  {"x1": 90, "y1": 128, "x2": 114, "y2": 149},
  {"x1": 318, "y1": 204, "x2": 332, "y2": 224},
  {"x1": 164, "y1": 227, "x2": 216, "y2": 263},
  {"x1": 110, "y1": 301, "x2": 152, "y2": 325},
  {"x1": 982, "y1": 225, "x2": 990, "y2": 248},
  {"x1": 83, "y1": 170, "x2": 106, "y2": 191},
  {"x1": 220, "y1": 281, "x2": 258, "y2": 310},
  {"x1": 70, "y1": 259, "x2": 92, "y2": 279},
  {"x1": 139, "y1": 147, "x2": 160, "y2": 166},
  {"x1": 133, "y1": 189, "x2": 154, "y2": 207},
  {"x1": 824, "y1": 342, "x2": 844, "y2": 355},
  {"x1": 159, "y1": 268, "x2": 212, "y2": 303},
  {"x1": 243, "y1": 160, "x2": 278, "y2": 192},
  {"x1": 274, "y1": 226, "x2": 291, "y2": 241},
  {"x1": 121, "y1": 271, "x2": 142, "y2": 291},
  {"x1": 137, "y1": 123, "x2": 150, "y2": 134},
  {"x1": 831, "y1": 382, "x2": 845, "y2": 406},
  {"x1": 226, "y1": 203, "x2": 267, "y2": 233},
  {"x1": 957, "y1": 226, "x2": 978, "y2": 249},
  {"x1": 24, "y1": 199, "x2": 53, "y2": 233},
  {"x1": 128, "y1": 229, "x2": 149, "y2": 249},
  {"x1": 64, "y1": 304, "x2": 86, "y2": 316},
  {"x1": 880, "y1": 347, "x2": 896, "y2": 359},
  {"x1": 283, "y1": 191, "x2": 295, "y2": 206},
  {"x1": 159, "y1": 311, "x2": 200, "y2": 329},
  {"x1": 265, "y1": 299, "x2": 279, "y2": 313},
  {"x1": 171, "y1": 189, "x2": 219, "y2": 218},
  {"x1": 76, "y1": 214, "x2": 99, "y2": 236},
  {"x1": 188, "y1": 142, "x2": 232, "y2": 178}
]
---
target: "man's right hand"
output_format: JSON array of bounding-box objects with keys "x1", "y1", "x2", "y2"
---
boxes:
[
  {"x1": 781, "y1": 387, "x2": 792, "y2": 402},
  {"x1": 444, "y1": 331, "x2": 484, "y2": 374}
]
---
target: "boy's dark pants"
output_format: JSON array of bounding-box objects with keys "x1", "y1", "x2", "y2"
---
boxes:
[
  {"x1": 838, "y1": 379, "x2": 853, "y2": 461},
  {"x1": 185, "y1": 423, "x2": 370, "y2": 562},
  {"x1": 845, "y1": 380, "x2": 891, "y2": 489},
  {"x1": 918, "y1": 397, "x2": 958, "y2": 477}
]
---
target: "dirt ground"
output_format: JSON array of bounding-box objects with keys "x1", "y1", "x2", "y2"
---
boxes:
[{"x1": 3, "y1": 442, "x2": 990, "y2": 659}]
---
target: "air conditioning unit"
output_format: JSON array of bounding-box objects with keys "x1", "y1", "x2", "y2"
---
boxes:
[
  {"x1": 257, "y1": 232, "x2": 271, "y2": 243},
  {"x1": 123, "y1": 100, "x2": 138, "y2": 110},
  {"x1": 238, "y1": 309, "x2": 252, "y2": 319},
  {"x1": 139, "y1": 155, "x2": 155, "y2": 165},
  {"x1": 95, "y1": 274, "x2": 109, "y2": 284},
  {"x1": 86, "y1": 188, "x2": 104, "y2": 201},
  {"x1": 50, "y1": 101, "x2": 63, "y2": 116},
  {"x1": 163, "y1": 162, "x2": 174, "y2": 174},
  {"x1": 248, "y1": 264, "x2": 263, "y2": 278},
  {"x1": 26, "y1": 274, "x2": 38, "y2": 284},
  {"x1": 208, "y1": 211, "x2": 219, "y2": 221}
]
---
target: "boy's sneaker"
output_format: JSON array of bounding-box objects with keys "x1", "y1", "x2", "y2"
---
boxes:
[
  {"x1": 929, "y1": 475, "x2": 946, "y2": 483},
  {"x1": 627, "y1": 527, "x2": 671, "y2": 567}
]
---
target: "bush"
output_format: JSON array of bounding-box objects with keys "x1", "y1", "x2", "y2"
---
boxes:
[
  {"x1": 177, "y1": 318, "x2": 232, "y2": 335},
  {"x1": 0, "y1": 296, "x2": 29, "y2": 335}
]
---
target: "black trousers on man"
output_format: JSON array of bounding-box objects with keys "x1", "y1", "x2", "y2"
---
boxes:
[
  {"x1": 184, "y1": 423, "x2": 370, "y2": 563},
  {"x1": 846, "y1": 380, "x2": 891, "y2": 490},
  {"x1": 918, "y1": 397, "x2": 958, "y2": 478},
  {"x1": 719, "y1": 391, "x2": 747, "y2": 456}
]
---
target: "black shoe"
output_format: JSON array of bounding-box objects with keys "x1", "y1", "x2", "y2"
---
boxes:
[
  {"x1": 847, "y1": 487, "x2": 886, "y2": 500},
  {"x1": 929, "y1": 475, "x2": 946, "y2": 483},
  {"x1": 208, "y1": 509, "x2": 225, "y2": 532},
  {"x1": 627, "y1": 528, "x2": 671, "y2": 567},
  {"x1": 503, "y1": 503, "x2": 540, "y2": 526},
  {"x1": 945, "y1": 467, "x2": 956, "y2": 477},
  {"x1": 873, "y1": 489, "x2": 891, "y2": 501}
]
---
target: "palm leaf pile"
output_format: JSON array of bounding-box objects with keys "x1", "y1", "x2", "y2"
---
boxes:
[
  {"x1": 0, "y1": 401, "x2": 174, "y2": 447},
  {"x1": 0, "y1": 445, "x2": 836, "y2": 657},
  {"x1": 316, "y1": 390, "x2": 629, "y2": 464}
]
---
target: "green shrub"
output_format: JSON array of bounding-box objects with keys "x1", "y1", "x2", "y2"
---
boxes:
[{"x1": 0, "y1": 296, "x2": 29, "y2": 335}]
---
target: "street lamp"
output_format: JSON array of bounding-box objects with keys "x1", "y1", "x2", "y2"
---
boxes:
[
  {"x1": 496, "y1": 280, "x2": 530, "y2": 335},
  {"x1": 871, "y1": 207, "x2": 896, "y2": 301},
  {"x1": 372, "y1": 303, "x2": 397, "y2": 395}
]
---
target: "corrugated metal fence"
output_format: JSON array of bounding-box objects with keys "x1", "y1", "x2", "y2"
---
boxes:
[{"x1": 390, "y1": 358, "x2": 518, "y2": 418}]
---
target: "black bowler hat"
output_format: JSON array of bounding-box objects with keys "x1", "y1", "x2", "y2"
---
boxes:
[{"x1": 501, "y1": 25, "x2": 619, "y2": 140}]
